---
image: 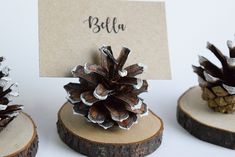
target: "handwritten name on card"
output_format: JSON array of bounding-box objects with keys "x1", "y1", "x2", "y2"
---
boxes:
[
  {"x1": 39, "y1": 0, "x2": 171, "y2": 79},
  {"x1": 83, "y1": 16, "x2": 126, "y2": 33}
]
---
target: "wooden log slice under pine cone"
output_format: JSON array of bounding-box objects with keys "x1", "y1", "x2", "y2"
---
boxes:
[
  {"x1": 177, "y1": 86, "x2": 235, "y2": 149},
  {"x1": 57, "y1": 102, "x2": 163, "y2": 157},
  {"x1": 0, "y1": 112, "x2": 38, "y2": 157}
]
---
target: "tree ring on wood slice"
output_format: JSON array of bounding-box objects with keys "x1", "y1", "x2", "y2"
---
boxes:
[
  {"x1": 177, "y1": 86, "x2": 235, "y2": 149},
  {"x1": 57, "y1": 102, "x2": 163, "y2": 157},
  {"x1": 0, "y1": 112, "x2": 38, "y2": 157}
]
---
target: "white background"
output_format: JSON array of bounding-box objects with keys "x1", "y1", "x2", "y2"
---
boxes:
[{"x1": 0, "y1": 0, "x2": 235, "y2": 156}]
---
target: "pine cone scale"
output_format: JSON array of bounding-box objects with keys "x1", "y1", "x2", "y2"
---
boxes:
[
  {"x1": 117, "y1": 113, "x2": 137, "y2": 130},
  {"x1": 0, "y1": 105, "x2": 23, "y2": 114},
  {"x1": 94, "y1": 84, "x2": 109, "y2": 100},
  {"x1": 105, "y1": 102, "x2": 129, "y2": 122},
  {"x1": 0, "y1": 118, "x2": 13, "y2": 127},
  {"x1": 72, "y1": 65, "x2": 98, "y2": 85},
  {"x1": 99, "y1": 46, "x2": 117, "y2": 64},
  {"x1": 0, "y1": 97, "x2": 9, "y2": 106},
  {"x1": 0, "y1": 104, "x2": 7, "y2": 110},
  {"x1": 125, "y1": 64, "x2": 146, "y2": 77},
  {"x1": 118, "y1": 77, "x2": 142, "y2": 86},
  {"x1": 98, "y1": 119, "x2": 114, "y2": 129},
  {"x1": 114, "y1": 94, "x2": 142, "y2": 110},
  {"x1": 84, "y1": 63, "x2": 107, "y2": 78},
  {"x1": 73, "y1": 103, "x2": 89, "y2": 116},
  {"x1": 99, "y1": 46, "x2": 117, "y2": 79},
  {"x1": 131, "y1": 102, "x2": 148, "y2": 115},
  {"x1": 88, "y1": 104, "x2": 106, "y2": 123},
  {"x1": 199, "y1": 57, "x2": 222, "y2": 78},
  {"x1": 64, "y1": 82, "x2": 92, "y2": 104},
  {"x1": 80, "y1": 91, "x2": 99, "y2": 106},
  {"x1": 116, "y1": 47, "x2": 131, "y2": 71},
  {"x1": 133, "y1": 80, "x2": 148, "y2": 94}
]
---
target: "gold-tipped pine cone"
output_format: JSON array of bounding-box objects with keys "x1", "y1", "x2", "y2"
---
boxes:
[
  {"x1": 201, "y1": 86, "x2": 235, "y2": 113},
  {"x1": 193, "y1": 39, "x2": 235, "y2": 113},
  {"x1": 64, "y1": 46, "x2": 149, "y2": 130}
]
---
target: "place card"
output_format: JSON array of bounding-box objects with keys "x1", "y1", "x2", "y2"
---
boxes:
[{"x1": 39, "y1": 0, "x2": 171, "y2": 79}]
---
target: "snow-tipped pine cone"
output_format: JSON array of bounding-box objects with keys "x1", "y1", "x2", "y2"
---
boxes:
[
  {"x1": 193, "y1": 39, "x2": 235, "y2": 113},
  {"x1": 0, "y1": 57, "x2": 23, "y2": 132},
  {"x1": 64, "y1": 46, "x2": 148, "y2": 130}
]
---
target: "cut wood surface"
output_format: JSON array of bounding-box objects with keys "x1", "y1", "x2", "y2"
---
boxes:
[
  {"x1": 177, "y1": 86, "x2": 235, "y2": 149},
  {"x1": 57, "y1": 102, "x2": 163, "y2": 157},
  {"x1": 0, "y1": 112, "x2": 38, "y2": 157}
]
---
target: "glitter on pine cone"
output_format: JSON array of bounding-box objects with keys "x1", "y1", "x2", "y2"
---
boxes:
[
  {"x1": 193, "y1": 39, "x2": 235, "y2": 113},
  {"x1": 0, "y1": 57, "x2": 23, "y2": 132},
  {"x1": 64, "y1": 46, "x2": 149, "y2": 130}
]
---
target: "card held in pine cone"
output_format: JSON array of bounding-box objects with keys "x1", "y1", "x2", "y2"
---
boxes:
[
  {"x1": 57, "y1": 46, "x2": 163, "y2": 157},
  {"x1": 177, "y1": 38, "x2": 235, "y2": 150},
  {"x1": 0, "y1": 57, "x2": 38, "y2": 157}
]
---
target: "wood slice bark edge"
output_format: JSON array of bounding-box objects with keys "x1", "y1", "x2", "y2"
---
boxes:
[
  {"x1": 57, "y1": 104, "x2": 163, "y2": 157},
  {"x1": 177, "y1": 87, "x2": 235, "y2": 149},
  {"x1": 4, "y1": 113, "x2": 39, "y2": 157}
]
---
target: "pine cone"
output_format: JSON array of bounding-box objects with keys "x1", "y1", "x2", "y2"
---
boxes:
[
  {"x1": 0, "y1": 57, "x2": 23, "y2": 132},
  {"x1": 193, "y1": 39, "x2": 235, "y2": 113},
  {"x1": 64, "y1": 46, "x2": 148, "y2": 130}
]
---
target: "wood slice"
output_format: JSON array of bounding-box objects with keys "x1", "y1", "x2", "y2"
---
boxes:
[
  {"x1": 177, "y1": 86, "x2": 235, "y2": 149},
  {"x1": 0, "y1": 112, "x2": 38, "y2": 157},
  {"x1": 57, "y1": 102, "x2": 163, "y2": 157}
]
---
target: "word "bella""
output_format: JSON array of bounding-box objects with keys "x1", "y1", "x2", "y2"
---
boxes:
[{"x1": 83, "y1": 16, "x2": 126, "y2": 33}]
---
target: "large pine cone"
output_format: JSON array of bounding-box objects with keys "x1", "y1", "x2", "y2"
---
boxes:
[
  {"x1": 0, "y1": 57, "x2": 23, "y2": 132},
  {"x1": 64, "y1": 46, "x2": 148, "y2": 130},
  {"x1": 193, "y1": 39, "x2": 235, "y2": 113}
]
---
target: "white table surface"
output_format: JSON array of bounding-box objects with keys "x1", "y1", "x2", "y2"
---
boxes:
[{"x1": 0, "y1": 0, "x2": 235, "y2": 156}]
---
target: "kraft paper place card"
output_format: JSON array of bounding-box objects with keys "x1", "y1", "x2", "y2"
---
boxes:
[{"x1": 38, "y1": 0, "x2": 171, "y2": 79}]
